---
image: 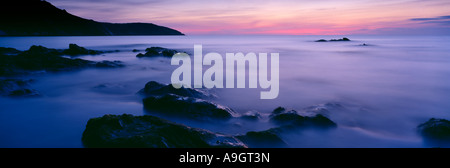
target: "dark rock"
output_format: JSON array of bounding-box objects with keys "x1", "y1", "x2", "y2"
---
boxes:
[
  {"x1": 316, "y1": 37, "x2": 351, "y2": 42},
  {"x1": 62, "y1": 44, "x2": 103, "y2": 56},
  {"x1": 240, "y1": 110, "x2": 262, "y2": 121},
  {"x1": 418, "y1": 118, "x2": 450, "y2": 142},
  {"x1": 136, "y1": 47, "x2": 181, "y2": 58},
  {"x1": 82, "y1": 114, "x2": 247, "y2": 148},
  {"x1": 95, "y1": 60, "x2": 125, "y2": 68},
  {"x1": 330, "y1": 37, "x2": 350, "y2": 41},
  {"x1": 270, "y1": 107, "x2": 337, "y2": 128},
  {"x1": 236, "y1": 128, "x2": 287, "y2": 148},
  {"x1": 0, "y1": 45, "x2": 124, "y2": 76},
  {"x1": 0, "y1": 79, "x2": 40, "y2": 97},
  {"x1": 0, "y1": 47, "x2": 21, "y2": 55},
  {"x1": 138, "y1": 81, "x2": 212, "y2": 98},
  {"x1": 143, "y1": 94, "x2": 236, "y2": 120},
  {"x1": 132, "y1": 49, "x2": 140, "y2": 52}
]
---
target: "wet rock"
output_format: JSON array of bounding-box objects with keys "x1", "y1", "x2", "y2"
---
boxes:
[
  {"x1": 236, "y1": 128, "x2": 287, "y2": 148},
  {"x1": 143, "y1": 94, "x2": 236, "y2": 120},
  {"x1": 136, "y1": 47, "x2": 181, "y2": 58},
  {"x1": 0, "y1": 79, "x2": 40, "y2": 97},
  {"x1": 138, "y1": 81, "x2": 213, "y2": 98},
  {"x1": 132, "y1": 49, "x2": 140, "y2": 52},
  {"x1": 418, "y1": 118, "x2": 450, "y2": 142},
  {"x1": 240, "y1": 110, "x2": 262, "y2": 121},
  {"x1": 269, "y1": 107, "x2": 337, "y2": 128},
  {"x1": 82, "y1": 114, "x2": 247, "y2": 148},
  {"x1": 94, "y1": 60, "x2": 125, "y2": 68},
  {"x1": 0, "y1": 47, "x2": 21, "y2": 55},
  {"x1": 63, "y1": 43, "x2": 103, "y2": 56},
  {"x1": 0, "y1": 45, "x2": 124, "y2": 76}
]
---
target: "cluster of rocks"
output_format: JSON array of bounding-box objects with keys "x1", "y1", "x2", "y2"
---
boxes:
[
  {"x1": 82, "y1": 80, "x2": 340, "y2": 148},
  {"x1": 0, "y1": 44, "x2": 125, "y2": 98},
  {"x1": 315, "y1": 37, "x2": 350, "y2": 42},
  {"x1": 136, "y1": 47, "x2": 184, "y2": 58}
]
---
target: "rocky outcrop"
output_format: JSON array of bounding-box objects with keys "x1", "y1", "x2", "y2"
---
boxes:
[
  {"x1": 315, "y1": 37, "x2": 350, "y2": 42},
  {"x1": 136, "y1": 47, "x2": 182, "y2": 58},
  {"x1": 142, "y1": 94, "x2": 236, "y2": 120},
  {"x1": 0, "y1": 79, "x2": 40, "y2": 97},
  {"x1": 418, "y1": 118, "x2": 450, "y2": 142},
  {"x1": 0, "y1": 45, "x2": 124, "y2": 76},
  {"x1": 269, "y1": 107, "x2": 337, "y2": 129},
  {"x1": 62, "y1": 44, "x2": 104, "y2": 56},
  {"x1": 138, "y1": 81, "x2": 213, "y2": 98},
  {"x1": 236, "y1": 129, "x2": 287, "y2": 148},
  {"x1": 82, "y1": 114, "x2": 247, "y2": 148}
]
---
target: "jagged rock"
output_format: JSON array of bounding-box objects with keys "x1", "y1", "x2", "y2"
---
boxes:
[
  {"x1": 138, "y1": 81, "x2": 212, "y2": 98},
  {"x1": 136, "y1": 47, "x2": 181, "y2": 58},
  {"x1": 142, "y1": 94, "x2": 236, "y2": 120},
  {"x1": 82, "y1": 114, "x2": 246, "y2": 148},
  {"x1": 418, "y1": 118, "x2": 450, "y2": 141},
  {"x1": 62, "y1": 43, "x2": 103, "y2": 56},
  {"x1": 236, "y1": 128, "x2": 287, "y2": 148},
  {"x1": 0, "y1": 79, "x2": 40, "y2": 97},
  {"x1": 269, "y1": 107, "x2": 337, "y2": 128}
]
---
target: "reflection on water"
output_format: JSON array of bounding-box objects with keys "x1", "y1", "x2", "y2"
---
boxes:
[{"x1": 0, "y1": 35, "x2": 449, "y2": 147}]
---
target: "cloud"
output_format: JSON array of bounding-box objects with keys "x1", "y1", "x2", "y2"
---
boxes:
[{"x1": 410, "y1": 15, "x2": 450, "y2": 21}]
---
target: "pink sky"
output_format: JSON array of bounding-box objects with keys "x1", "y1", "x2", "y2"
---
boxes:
[{"x1": 48, "y1": 0, "x2": 450, "y2": 35}]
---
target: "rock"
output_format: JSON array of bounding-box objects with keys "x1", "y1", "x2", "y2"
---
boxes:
[
  {"x1": 315, "y1": 37, "x2": 351, "y2": 42},
  {"x1": 132, "y1": 49, "x2": 140, "y2": 52},
  {"x1": 236, "y1": 128, "x2": 287, "y2": 148},
  {"x1": 142, "y1": 94, "x2": 236, "y2": 120},
  {"x1": 418, "y1": 118, "x2": 450, "y2": 142},
  {"x1": 269, "y1": 107, "x2": 337, "y2": 128},
  {"x1": 0, "y1": 45, "x2": 124, "y2": 76},
  {"x1": 0, "y1": 47, "x2": 21, "y2": 55},
  {"x1": 330, "y1": 37, "x2": 350, "y2": 41},
  {"x1": 0, "y1": 79, "x2": 40, "y2": 97},
  {"x1": 94, "y1": 60, "x2": 125, "y2": 68},
  {"x1": 136, "y1": 47, "x2": 181, "y2": 58},
  {"x1": 138, "y1": 81, "x2": 212, "y2": 98},
  {"x1": 62, "y1": 43, "x2": 103, "y2": 56},
  {"x1": 240, "y1": 110, "x2": 262, "y2": 121},
  {"x1": 82, "y1": 114, "x2": 247, "y2": 148}
]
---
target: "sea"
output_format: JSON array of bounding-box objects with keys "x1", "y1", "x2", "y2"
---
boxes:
[{"x1": 0, "y1": 35, "x2": 449, "y2": 147}]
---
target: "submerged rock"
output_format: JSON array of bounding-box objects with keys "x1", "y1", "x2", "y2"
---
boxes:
[
  {"x1": 82, "y1": 114, "x2": 247, "y2": 148},
  {"x1": 418, "y1": 118, "x2": 450, "y2": 142},
  {"x1": 0, "y1": 45, "x2": 124, "y2": 76},
  {"x1": 136, "y1": 47, "x2": 181, "y2": 58},
  {"x1": 236, "y1": 129, "x2": 287, "y2": 148},
  {"x1": 138, "y1": 81, "x2": 212, "y2": 98},
  {"x1": 143, "y1": 94, "x2": 236, "y2": 120},
  {"x1": 269, "y1": 107, "x2": 337, "y2": 128},
  {"x1": 0, "y1": 79, "x2": 40, "y2": 97}
]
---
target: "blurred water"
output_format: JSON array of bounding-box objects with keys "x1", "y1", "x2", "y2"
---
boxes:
[{"x1": 0, "y1": 35, "x2": 449, "y2": 147}]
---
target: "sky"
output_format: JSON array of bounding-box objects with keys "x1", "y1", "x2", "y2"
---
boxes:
[{"x1": 46, "y1": 0, "x2": 450, "y2": 35}]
